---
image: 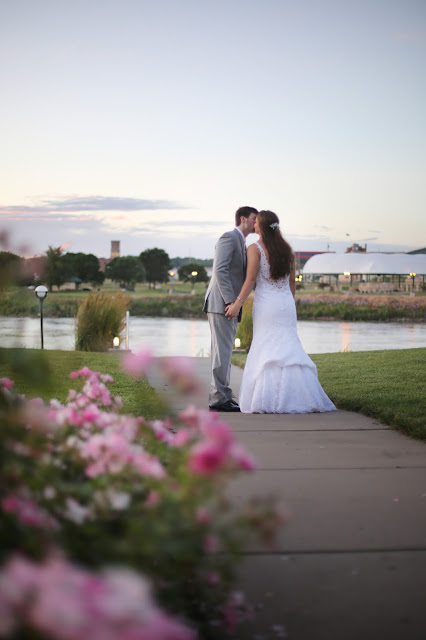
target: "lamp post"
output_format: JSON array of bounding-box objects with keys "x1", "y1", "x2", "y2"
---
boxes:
[
  {"x1": 191, "y1": 270, "x2": 198, "y2": 294},
  {"x1": 409, "y1": 272, "x2": 416, "y2": 293},
  {"x1": 34, "y1": 285, "x2": 48, "y2": 349},
  {"x1": 343, "y1": 271, "x2": 352, "y2": 288}
]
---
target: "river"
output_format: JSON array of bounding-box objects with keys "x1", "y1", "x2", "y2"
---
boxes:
[{"x1": 1, "y1": 317, "x2": 425, "y2": 356}]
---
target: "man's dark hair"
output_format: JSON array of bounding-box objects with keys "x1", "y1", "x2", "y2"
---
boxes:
[{"x1": 235, "y1": 206, "x2": 258, "y2": 226}]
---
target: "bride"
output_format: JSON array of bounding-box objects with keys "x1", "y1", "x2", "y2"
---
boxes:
[{"x1": 225, "y1": 210, "x2": 336, "y2": 414}]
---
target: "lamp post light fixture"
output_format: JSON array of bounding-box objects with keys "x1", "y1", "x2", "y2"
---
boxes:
[
  {"x1": 34, "y1": 285, "x2": 48, "y2": 349},
  {"x1": 343, "y1": 271, "x2": 352, "y2": 287},
  {"x1": 190, "y1": 270, "x2": 198, "y2": 293},
  {"x1": 233, "y1": 337, "x2": 245, "y2": 353},
  {"x1": 409, "y1": 272, "x2": 416, "y2": 293}
]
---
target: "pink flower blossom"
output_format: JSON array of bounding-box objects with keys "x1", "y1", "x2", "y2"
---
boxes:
[
  {"x1": 2, "y1": 493, "x2": 58, "y2": 531},
  {"x1": 178, "y1": 405, "x2": 204, "y2": 427},
  {"x1": 201, "y1": 420, "x2": 234, "y2": 447},
  {"x1": 148, "y1": 420, "x2": 173, "y2": 444},
  {"x1": 206, "y1": 572, "x2": 220, "y2": 585},
  {"x1": 81, "y1": 433, "x2": 166, "y2": 479},
  {"x1": 122, "y1": 349, "x2": 155, "y2": 378},
  {"x1": 28, "y1": 397, "x2": 44, "y2": 408},
  {"x1": 0, "y1": 377, "x2": 14, "y2": 390},
  {"x1": 70, "y1": 366, "x2": 95, "y2": 380},
  {"x1": 222, "y1": 591, "x2": 253, "y2": 634},
  {"x1": 131, "y1": 449, "x2": 166, "y2": 479},
  {"x1": 203, "y1": 534, "x2": 219, "y2": 554},
  {"x1": 188, "y1": 441, "x2": 227, "y2": 475},
  {"x1": 171, "y1": 428, "x2": 192, "y2": 447},
  {"x1": 196, "y1": 507, "x2": 210, "y2": 524},
  {"x1": 160, "y1": 357, "x2": 201, "y2": 394},
  {"x1": 0, "y1": 555, "x2": 195, "y2": 640},
  {"x1": 229, "y1": 444, "x2": 257, "y2": 471},
  {"x1": 144, "y1": 491, "x2": 160, "y2": 506}
]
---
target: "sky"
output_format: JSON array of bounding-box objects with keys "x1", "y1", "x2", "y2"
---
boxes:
[{"x1": 1, "y1": 0, "x2": 425, "y2": 260}]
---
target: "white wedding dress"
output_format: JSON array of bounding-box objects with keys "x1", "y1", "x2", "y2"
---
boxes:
[{"x1": 239, "y1": 243, "x2": 336, "y2": 414}]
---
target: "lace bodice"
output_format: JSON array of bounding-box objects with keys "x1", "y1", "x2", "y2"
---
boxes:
[{"x1": 255, "y1": 243, "x2": 290, "y2": 292}]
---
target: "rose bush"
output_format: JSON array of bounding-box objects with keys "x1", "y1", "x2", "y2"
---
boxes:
[{"x1": 0, "y1": 353, "x2": 282, "y2": 639}]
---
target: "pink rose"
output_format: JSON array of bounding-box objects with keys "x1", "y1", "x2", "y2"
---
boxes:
[{"x1": 122, "y1": 349, "x2": 154, "y2": 378}]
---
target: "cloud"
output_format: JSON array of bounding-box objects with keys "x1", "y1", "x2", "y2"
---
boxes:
[
  {"x1": 313, "y1": 225, "x2": 332, "y2": 232},
  {"x1": 0, "y1": 195, "x2": 191, "y2": 217}
]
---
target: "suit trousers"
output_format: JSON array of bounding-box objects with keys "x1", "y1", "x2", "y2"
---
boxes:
[{"x1": 207, "y1": 311, "x2": 238, "y2": 406}]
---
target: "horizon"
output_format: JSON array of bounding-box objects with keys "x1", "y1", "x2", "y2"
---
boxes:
[{"x1": 16, "y1": 237, "x2": 425, "y2": 262}]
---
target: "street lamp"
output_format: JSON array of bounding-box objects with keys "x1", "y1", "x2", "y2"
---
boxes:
[
  {"x1": 34, "y1": 285, "x2": 48, "y2": 349},
  {"x1": 409, "y1": 272, "x2": 416, "y2": 293},
  {"x1": 191, "y1": 270, "x2": 198, "y2": 293},
  {"x1": 343, "y1": 271, "x2": 352, "y2": 287}
]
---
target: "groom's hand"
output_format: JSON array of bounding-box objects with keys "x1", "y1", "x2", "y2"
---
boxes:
[{"x1": 225, "y1": 302, "x2": 237, "y2": 319}]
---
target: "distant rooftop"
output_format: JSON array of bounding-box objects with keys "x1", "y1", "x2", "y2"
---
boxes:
[{"x1": 303, "y1": 252, "x2": 426, "y2": 275}]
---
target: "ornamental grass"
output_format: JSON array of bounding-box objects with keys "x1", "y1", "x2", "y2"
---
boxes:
[
  {"x1": 75, "y1": 291, "x2": 128, "y2": 352},
  {"x1": 236, "y1": 294, "x2": 254, "y2": 350}
]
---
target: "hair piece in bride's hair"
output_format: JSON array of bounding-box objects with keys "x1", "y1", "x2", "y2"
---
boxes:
[{"x1": 258, "y1": 210, "x2": 293, "y2": 280}]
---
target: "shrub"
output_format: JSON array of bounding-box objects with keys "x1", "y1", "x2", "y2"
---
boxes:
[
  {"x1": 0, "y1": 356, "x2": 281, "y2": 638},
  {"x1": 75, "y1": 291, "x2": 128, "y2": 352}
]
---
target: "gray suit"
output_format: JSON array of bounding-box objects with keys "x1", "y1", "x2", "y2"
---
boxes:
[{"x1": 204, "y1": 228, "x2": 246, "y2": 406}]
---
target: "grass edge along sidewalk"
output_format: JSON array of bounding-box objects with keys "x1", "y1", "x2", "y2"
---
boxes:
[
  {"x1": 1, "y1": 347, "x2": 425, "y2": 441},
  {"x1": 0, "y1": 348, "x2": 166, "y2": 421},
  {"x1": 232, "y1": 347, "x2": 426, "y2": 441}
]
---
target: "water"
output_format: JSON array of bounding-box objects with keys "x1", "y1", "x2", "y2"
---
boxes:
[{"x1": 1, "y1": 317, "x2": 426, "y2": 355}]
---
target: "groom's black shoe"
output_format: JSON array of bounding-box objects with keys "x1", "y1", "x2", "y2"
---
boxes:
[{"x1": 209, "y1": 400, "x2": 240, "y2": 412}]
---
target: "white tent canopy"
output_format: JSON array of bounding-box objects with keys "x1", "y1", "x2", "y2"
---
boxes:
[{"x1": 303, "y1": 253, "x2": 426, "y2": 275}]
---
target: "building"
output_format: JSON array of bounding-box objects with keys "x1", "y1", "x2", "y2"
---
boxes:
[
  {"x1": 99, "y1": 241, "x2": 121, "y2": 272},
  {"x1": 345, "y1": 243, "x2": 367, "y2": 253},
  {"x1": 111, "y1": 241, "x2": 120, "y2": 259},
  {"x1": 302, "y1": 251, "x2": 426, "y2": 292},
  {"x1": 294, "y1": 251, "x2": 332, "y2": 272}
]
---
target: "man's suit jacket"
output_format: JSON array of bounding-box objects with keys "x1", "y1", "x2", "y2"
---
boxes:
[{"x1": 203, "y1": 228, "x2": 246, "y2": 318}]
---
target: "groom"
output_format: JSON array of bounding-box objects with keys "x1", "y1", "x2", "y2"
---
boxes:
[{"x1": 203, "y1": 206, "x2": 258, "y2": 411}]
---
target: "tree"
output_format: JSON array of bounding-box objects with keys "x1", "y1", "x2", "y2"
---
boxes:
[
  {"x1": 61, "y1": 253, "x2": 105, "y2": 288},
  {"x1": 105, "y1": 256, "x2": 145, "y2": 289},
  {"x1": 172, "y1": 256, "x2": 213, "y2": 269},
  {"x1": 0, "y1": 251, "x2": 22, "y2": 288},
  {"x1": 178, "y1": 263, "x2": 209, "y2": 283},
  {"x1": 46, "y1": 246, "x2": 67, "y2": 291},
  {"x1": 139, "y1": 248, "x2": 171, "y2": 288}
]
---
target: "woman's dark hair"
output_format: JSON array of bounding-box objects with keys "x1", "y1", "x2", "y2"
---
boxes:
[{"x1": 257, "y1": 210, "x2": 293, "y2": 280}]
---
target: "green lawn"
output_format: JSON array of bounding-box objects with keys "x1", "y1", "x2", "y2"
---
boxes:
[
  {"x1": 1, "y1": 347, "x2": 425, "y2": 440},
  {"x1": 233, "y1": 348, "x2": 426, "y2": 441},
  {"x1": 0, "y1": 348, "x2": 166, "y2": 420}
]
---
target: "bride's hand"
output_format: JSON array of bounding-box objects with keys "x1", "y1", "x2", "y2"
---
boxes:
[{"x1": 225, "y1": 301, "x2": 240, "y2": 319}]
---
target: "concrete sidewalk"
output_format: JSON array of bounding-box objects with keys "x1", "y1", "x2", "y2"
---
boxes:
[{"x1": 148, "y1": 358, "x2": 426, "y2": 640}]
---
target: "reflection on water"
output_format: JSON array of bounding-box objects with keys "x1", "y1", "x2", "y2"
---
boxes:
[
  {"x1": 1, "y1": 316, "x2": 426, "y2": 356},
  {"x1": 341, "y1": 323, "x2": 351, "y2": 352}
]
